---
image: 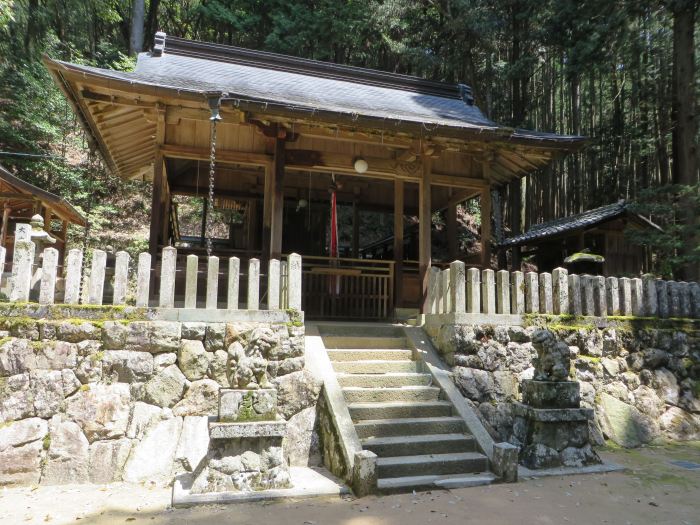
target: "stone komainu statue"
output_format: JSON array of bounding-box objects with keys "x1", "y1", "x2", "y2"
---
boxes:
[
  {"x1": 226, "y1": 327, "x2": 277, "y2": 389},
  {"x1": 531, "y1": 329, "x2": 571, "y2": 382}
]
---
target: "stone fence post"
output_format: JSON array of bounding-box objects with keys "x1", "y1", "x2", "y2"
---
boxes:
[
  {"x1": 87, "y1": 249, "x2": 107, "y2": 305},
  {"x1": 206, "y1": 256, "x2": 220, "y2": 309},
  {"x1": 288, "y1": 253, "x2": 302, "y2": 311},
  {"x1": 466, "y1": 267, "x2": 480, "y2": 313},
  {"x1": 39, "y1": 247, "x2": 59, "y2": 305},
  {"x1": 524, "y1": 272, "x2": 538, "y2": 314},
  {"x1": 496, "y1": 270, "x2": 510, "y2": 314},
  {"x1": 482, "y1": 269, "x2": 495, "y2": 314},
  {"x1": 606, "y1": 277, "x2": 620, "y2": 316},
  {"x1": 10, "y1": 235, "x2": 35, "y2": 302},
  {"x1": 228, "y1": 256, "x2": 240, "y2": 310},
  {"x1": 136, "y1": 252, "x2": 151, "y2": 308},
  {"x1": 63, "y1": 248, "x2": 83, "y2": 305},
  {"x1": 113, "y1": 251, "x2": 130, "y2": 305},
  {"x1": 568, "y1": 274, "x2": 582, "y2": 315},
  {"x1": 268, "y1": 259, "x2": 280, "y2": 310},
  {"x1": 552, "y1": 267, "x2": 568, "y2": 315},
  {"x1": 185, "y1": 254, "x2": 198, "y2": 309},
  {"x1": 511, "y1": 270, "x2": 524, "y2": 315},
  {"x1": 449, "y1": 261, "x2": 465, "y2": 313},
  {"x1": 441, "y1": 268, "x2": 451, "y2": 314},
  {"x1": 427, "y1": 266, "x2": 441, "y2": 314},
  {"x1": 539, "y1": 272, "x2": 553, "y2": 314},
  {"x1": 247, "y1": 258, "x2": 260, "y2": 311},
  {"x1": 642, "y1": 274, "x2": 657, "y2": 317},
  {"x1": 159, "y1": 247, "x2": 177, "y2": 308}
]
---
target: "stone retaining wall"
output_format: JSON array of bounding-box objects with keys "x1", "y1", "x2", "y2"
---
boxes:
[
  {"x1": 0, "y1": 308, "x2": 321, "y2": 487},
  {"x1": 429, "y1": 318, "x2": 700, "y2": 451}
]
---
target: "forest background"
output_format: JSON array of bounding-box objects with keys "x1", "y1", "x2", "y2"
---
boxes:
[{"x1": 0, "y1": 0, "x2": 698, "y2": 278}]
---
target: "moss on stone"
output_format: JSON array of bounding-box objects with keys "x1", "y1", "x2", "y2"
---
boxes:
[
  {"x1": 42, "y1": 433, "x2": 51, "y2": 451},
  {"x1": 0, "y1": 336, "x2": 13, "y2": 347},
  {"x1": 79, "y1": 384, "x2": 90, "y2": 392},
  {"x1": 89, "y1": 351, "x2": 104, "y2": 363}
]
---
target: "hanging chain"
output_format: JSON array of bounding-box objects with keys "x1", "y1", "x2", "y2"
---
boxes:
[{"x1": 207, "y1": 118, "x2": 217, "y2": 257}]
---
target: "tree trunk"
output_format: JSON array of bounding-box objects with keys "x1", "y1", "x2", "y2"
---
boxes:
[
  {"x1": 130, "y1": 0, "x2": 146, "y2": 56},
  {"x1": 671, "y1": 0, "x2": 699, "y2": 280}
]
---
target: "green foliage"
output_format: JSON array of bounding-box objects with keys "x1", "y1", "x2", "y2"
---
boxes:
[{"x1": 625, "y1": 183, "x2": 700, "y2": 278}]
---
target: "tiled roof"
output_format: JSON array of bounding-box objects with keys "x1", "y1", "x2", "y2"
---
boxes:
[
  {"x1": 500, "y1": 201, "x2": 631, "y2": 248},
  {"x1": 48, "y1": 34, "x2": 585, "y2": 145}
]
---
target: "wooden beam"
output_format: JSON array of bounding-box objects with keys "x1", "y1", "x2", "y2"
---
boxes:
[
  {"x1": 419, "y1": 158, "x2": 432, "y2": 314},
  {"x1": 480, "y1": 174, "x2": 493, "y2": 269},
  {"x1": 160, "y1": 144, "x2": 271, "y2": 167},
  {"x1": 394, "y1": 180, "x2": 404, "y2": 308},
  {"x1": 81, "y1": 90, "x2": 157, "y2": 109},
  {"x1": 270, "y1": 137, "x2": 286, "y2": 259}
]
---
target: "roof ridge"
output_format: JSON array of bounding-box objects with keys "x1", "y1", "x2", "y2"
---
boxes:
[
  {"x1": 529, "y1": 200, "x2": 626, "y2": 231},
  {"x1": 153, "y1": 32, "x2": 474, "y2": 103}
]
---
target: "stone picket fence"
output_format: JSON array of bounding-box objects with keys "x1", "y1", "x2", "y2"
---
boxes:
[
  {"x1": 7, "y1": 238, "x2": 302, "y2": 311},
  {"x1": 426, "y1": 263, "x2": 700, "y2": 319}
]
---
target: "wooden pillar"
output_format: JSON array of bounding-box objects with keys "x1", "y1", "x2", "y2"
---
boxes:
[
  {"x1": 509, "y1": 178, "x2": 522, "y2": 271},
  {"x1": 419, "y1": 159, "x2": 432, "y2": 314},
  {"x1": 148, "y1": 151, "x2": 164, "y2": 257},
  {"x1": 262, "y1": 161, "x2": 273, "y2": 265},
  {"x1": 352, "y1": 201, "x2": 360, "y2": 258},
  {"x1": 447, "y1": 195, "x2": 458, "y2": 261},
  {"x1": 481, "y1": 186, "x2": 492, "y2": 269},
  {"x1": 0, "y1": 204, "x2": 10, "y2": 247},
  {"x1": 161, "y1": 175, "x2": 170, "y2": 245},
  {"x1": 246, "y1": 199, "x2": 258, "y2": 256},
  {"x1": 270, "y1": 137, "x2": 285, "y2": 259},
  {"x1": 394, "y1": 180, "x2": 404, "y2": 308},
  {"x1": 200, "y1": 196, "x2": 208, "y2": 246}
]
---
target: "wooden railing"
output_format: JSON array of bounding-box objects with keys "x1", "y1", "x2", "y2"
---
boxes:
[{"x1": 300, "y1": 256, "x2": 394, "y2": 320}]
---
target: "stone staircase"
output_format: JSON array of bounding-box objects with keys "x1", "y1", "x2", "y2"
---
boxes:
[{"x1": 320, "y1": 324, "x2": 495, "y2": 493}]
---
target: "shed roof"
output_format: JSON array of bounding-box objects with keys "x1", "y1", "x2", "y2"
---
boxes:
[
  {"x1": 499, "y1": 200, "x2": 660, "y2": 248},
  {"x1": 0, "y1": 164, "x2": 86, "y2": 226}
]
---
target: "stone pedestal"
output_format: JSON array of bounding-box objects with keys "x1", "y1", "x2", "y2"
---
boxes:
[
  {"x1": 190, "y1": 388, "x2": 291, "y2": 494},
  {"x1": 513, "y1": 379, "x2": 601, "y2": 469}
]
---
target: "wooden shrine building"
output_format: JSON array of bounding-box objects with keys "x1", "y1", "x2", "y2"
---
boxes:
[
  {"x1": 499, "y1": 200, "x2": 659, "y2": 276},
  {"x1": 44, "y1": 33, "x2": 584, "y2": 318},
  {"x1": 0, "y1": 163, "x2": 86, "y2": 267}
]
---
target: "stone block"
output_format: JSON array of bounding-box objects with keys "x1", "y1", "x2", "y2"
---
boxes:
[
  {"x1": 178, "y1": 339, "x2": 210, "y2": 381},
  {"x1": 143, "y1": 364, "x2": 188, "y2": 408},
  {"x1": 172, "y1": 378, "x2": 219, "y2": 417},
  {"x1": 352, "y1": 449, "x2": 377, "y2": 497},
  {"x1": 175, "y1": 415, "x2": 209, "y2": 472},
  {"x1": 209, "y1": 421, "x2": 286, "y2": 439},
  {"x1": 219, "y1": 388, "x2": 278, "y2": 422},
  {"x1": 124, "y1": 416, "x2": 183, "y2": 484},
  {"x1": 522, "y1": 379, "x2": 581, "y2": 409},
  {"x1": 42, "y1": 416, "x2": 89, "y2": 485},
  {"x1": 65, "y1": 383, "x2": 131, "y2": 442},
  {"x1": 88, "y1": 438, "x2": 132, "y2": 483},
  {"x1": 492, "y1": 442, "x2": 518, "y2": 482}
]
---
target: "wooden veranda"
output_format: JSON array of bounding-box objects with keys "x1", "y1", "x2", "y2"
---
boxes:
[{"x1": 45, "y1": 33, "x2": 585, "y2": 319}]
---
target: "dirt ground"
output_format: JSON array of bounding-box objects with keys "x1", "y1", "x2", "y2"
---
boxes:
[{"x1": 2, "y1": 443, "x2": 699, "y2": 525}]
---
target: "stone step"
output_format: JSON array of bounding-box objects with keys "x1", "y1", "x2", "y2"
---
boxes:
[
  {"x1": 333, "y1": 360, "x2": 422, "y2": 374},
  {"x1": 377, "y1": 472, "x2": 497, "y2": 494},
  {"x1": 322, "y1": 336, "x2": 408, "y2": 349},
  {"x1": 318, "y1": 324, "x2": 405, "y2": 338},
  {"x1": 337, "y1": 373, "x2": 432, "y2": 388},
  {"x1": 342, "y1": 386, "x2": 441, "y2": 403},
  {"x1": 376, "y1": 452, "x2": 489, "y2": 478},
  {"x1": 327, "y1": 349, "x2": 414, "y2": 362},
  {"x1": 348, "y1": 401, "x2": 453, "y2": 421},
  {"x1": 354, "y1": 416, "x2": 465, "y2": 439},
  {"x1": 362, "y1": 433, "x2": 475, "y2": 457}
]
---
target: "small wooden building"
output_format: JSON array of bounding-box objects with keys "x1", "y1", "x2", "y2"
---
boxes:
[
  {"x1": 44, "y1": 32, "x2": 584, "y2": 318},
  {"x1": 499, "y1": 200, "x2": 658, "y2": 276},
  {"x1": 0, "y1": 163, "x2": 86, "y2": 266}
]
